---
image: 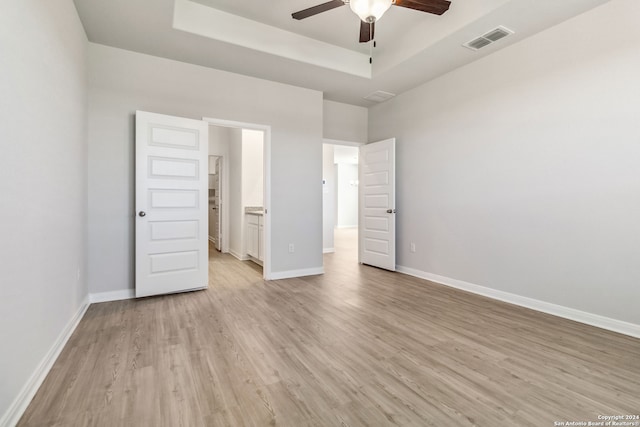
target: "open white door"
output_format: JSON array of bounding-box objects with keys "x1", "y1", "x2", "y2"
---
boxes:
[
  {"x1": 358, "y1": 138, "x2": 396, "y2": 271},
  {"x1": 135, "y1": 111, "x2": 209, "y2": 298}
]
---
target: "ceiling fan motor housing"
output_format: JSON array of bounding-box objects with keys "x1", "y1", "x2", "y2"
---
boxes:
[{"x1": 349, "y1": 0, "x2": 393, "y2": 22}]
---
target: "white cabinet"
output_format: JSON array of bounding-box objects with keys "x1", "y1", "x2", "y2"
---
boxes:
[
  {"x1": 246, "y1": 214, "x2": 259, "y2": 259},
  {"x1": 258, "y1": 216, "x2": 264, "y2": 261},
  {"x1": 246, "y1": 213, "x2": 264, "y2": 264}
]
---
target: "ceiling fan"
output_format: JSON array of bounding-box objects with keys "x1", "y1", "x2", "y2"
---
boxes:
[{"x1": 291, "y1": 0, "x2": 451, "y2": 43}]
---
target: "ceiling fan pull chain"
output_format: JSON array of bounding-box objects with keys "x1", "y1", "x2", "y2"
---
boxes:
[{"x1": 369, "y1": 23, "x2": 374, "y2": 64}]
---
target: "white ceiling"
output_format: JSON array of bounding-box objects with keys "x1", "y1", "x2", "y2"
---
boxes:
[{"x1": 73, "y1": 0, "x2": 610, "y2": 106}]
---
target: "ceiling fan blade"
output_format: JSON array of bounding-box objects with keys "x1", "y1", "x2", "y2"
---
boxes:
[
  {"x1": 393, "y1": 0, "x2": 451, "y2": 15},
  {"x1": 292, "y1": 0, "x2": 345, "y2": 20},
  {"x1": 359, "y1": 20, "x2": 374, "y2": 43}
]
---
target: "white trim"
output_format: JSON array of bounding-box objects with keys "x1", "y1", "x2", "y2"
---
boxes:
[
  {"x1": 0, "y1": 296, "x2": 90, "y2": 427},
  {"x1": 269, "y1": 267, "x2": 325, "y2": 280},
  {"x1": 396, "y1": 265, "x2": 640, "y2": 339},
  {"x1": 203, "y1": 117, "x2": 272, "y2": 281},
  {"x1": 89, "y1": 289, "x2": 135, "y2": 303},
  {"x1": 229, "y1": 249, "x2": 249, "y2": 261},
  {"x1": 247, "y1": 255, "x2": 263, "y2": 266},
  {"x1": 323, "y1": 138, "x2": 365, "y2": 147},
  {"x1": 336, "y1": 225, "x2": 358, "y2": 229},
  {"x1": 203, "y1": 118, "x2": 267, "y2": 131},
  {"x1": 323, "y1": 248, "x2": 335, "y2": 254}
]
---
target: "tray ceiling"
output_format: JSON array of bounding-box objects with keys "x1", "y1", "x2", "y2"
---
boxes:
[{"x1": 74, "y1": 0, "x2": 610, "y2": 106}]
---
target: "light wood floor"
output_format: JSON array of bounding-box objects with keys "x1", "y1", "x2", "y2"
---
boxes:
[{"x1": 19, "y1": 229, "x2": 640, "y2": 426}]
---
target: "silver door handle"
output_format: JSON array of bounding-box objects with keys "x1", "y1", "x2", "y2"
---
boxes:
[{"x1": 139, "y1": 211, "x2": 146, "y2": 217}]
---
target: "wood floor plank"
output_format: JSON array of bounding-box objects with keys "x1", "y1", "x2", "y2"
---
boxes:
[{"x1": 18, "y1": 228, "x2": 640, "y2": 426}]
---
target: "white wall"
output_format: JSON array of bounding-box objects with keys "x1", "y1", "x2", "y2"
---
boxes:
[
  {"x1": 323, "y1": 100, "x2": 368, "y2": 143},
  {"x1": 87, "y1": 44, "x2": 324, "y2": 293},
  {"x1": 227, "y1": 129, "x2": 265, "y2": 260},
  {"x1": 369, "y1": 0, "x2": 640, "y2": 326},
  {"x1": 242, "y1": 129, "x2": 264, "y2": 208},
  {"x1": 336, "y1": 164, "x2": 359, "y2": 228},
  {"x1": 0, "y1": 0, "x2": 88, "y2": 422},
  {"x1": 209, "y1": 125, "x2": 231, "y2": 159},
  {"x1": 322, "y1": 144, "x2": 336, "y2": 252},
  {"x1": 228, "y1": 128, "x2": 244, "y2": 258}
]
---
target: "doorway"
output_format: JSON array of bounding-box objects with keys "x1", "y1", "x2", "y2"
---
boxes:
[
  {"x1": 205, "y1": 118, "x2": 271, "y2": 280},
  {"x1": 323, "y1": 142, "x2": 362, "y2": 260}
]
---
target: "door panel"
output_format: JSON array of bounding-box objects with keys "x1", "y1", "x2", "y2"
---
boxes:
[
  {"x1": 149, "y1": 251, "x2": 199, "y2": 274},
  {"x1": 151, "y1": 127, "x2": 199, "y2": 148},
  {"x1": 149, "y1": 157, "x2": 199, "y2": 178},
  {"x1": 136, "y1": 111, "x2": 209, "y2": 298},
  {"x1": 150, "y1": 220, "x2": 199, "y2": 241},
  {"x1": 359, "y1": 138, "x2": 396, "y2": 271},
  {"x1": 149, "y1": 189, "x2": 199, "y2": 208}
]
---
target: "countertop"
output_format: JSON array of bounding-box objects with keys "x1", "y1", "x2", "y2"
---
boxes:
[{"x1": 245, "y1": 206, "x2": 264, "y2": 216}]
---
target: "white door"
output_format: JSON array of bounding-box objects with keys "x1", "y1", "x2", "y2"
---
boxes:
[
  {"x1": 135, "y1": 111, "x2": 209, "y2": 298},
  {"x1": 358, "y1": 138, "x2": 396, "y2": 271}
]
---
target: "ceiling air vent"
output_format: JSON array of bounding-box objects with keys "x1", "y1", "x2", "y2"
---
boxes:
[
  {"x1": 483, "y1": 27, "x2": 511, "y2": 42},
  {"x1": 463, "y1": 26, "x2": 514, "y2": 51},
  {"x1": 364, "y1": 90, "x2": 396, "y2": 103},
  {"x1": 466, "y1": 37, "x2": 492, "y2": 50}
]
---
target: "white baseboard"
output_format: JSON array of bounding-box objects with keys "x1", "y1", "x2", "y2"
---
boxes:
[
  {"x1": 269, "y1": 267, "x2": 324, "y2": 280},
  {"x1": 0, "y1": 296, "x2": 90, "y2": 427},
  {"x1": 323, "y1": 248, "x2": 335, "y2": 254},
  {"x1": 247, "y1": 255, "x2": 263, "y2": 266},
  {"x1": 229, "y1": 250, "x2": 249, "y2": 261},
  {"x1": 89, "y1": 289, "x2": 135, "y2": 303},
  {"x1": 396, "y1": 265, "x2": 640, "y2": 339}
]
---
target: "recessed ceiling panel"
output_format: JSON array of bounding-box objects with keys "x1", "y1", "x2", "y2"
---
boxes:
[
  {"x1": 74, "y1": 0, "x2": 612, "y2": 106},
  {"x1": 174, "y1": 0, "x2": 371, "y2": 77}
]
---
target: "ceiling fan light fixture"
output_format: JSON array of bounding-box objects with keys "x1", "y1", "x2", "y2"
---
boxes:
[{"x1": 349, "y1": 0, "x2": 393, "y2": 22}]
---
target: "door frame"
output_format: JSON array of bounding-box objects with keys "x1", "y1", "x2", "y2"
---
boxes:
[{"x1": 203, "y1": 117, "x2": 272, "y2": 280}]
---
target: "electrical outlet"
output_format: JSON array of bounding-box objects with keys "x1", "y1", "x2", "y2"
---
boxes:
[
  {"x1": 288, "y1": 243, "x2": 295, "y2": 253},
  {"x1": 410, "y1": 243, "x2": 416, "y2": 253}
]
